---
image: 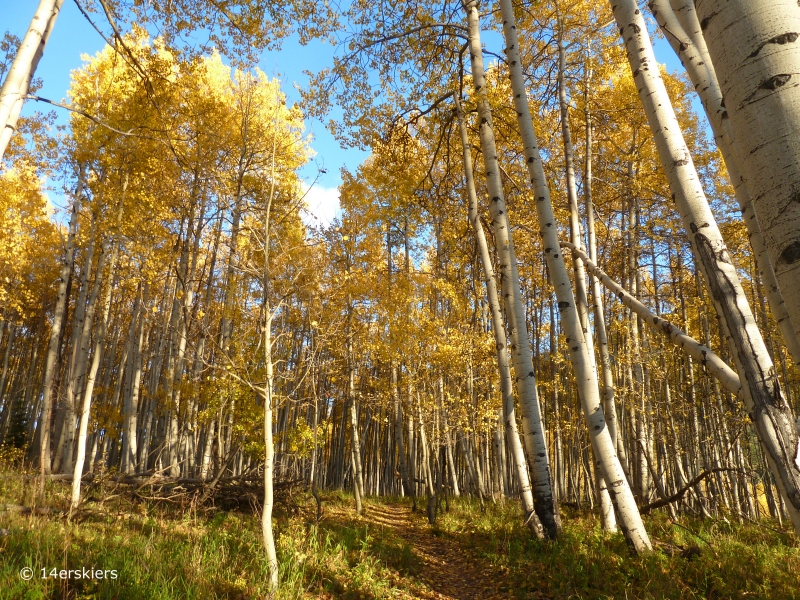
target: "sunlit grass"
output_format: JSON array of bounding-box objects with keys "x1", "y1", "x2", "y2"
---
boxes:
[
  {"x1": 2, "y1": 456, "x2": 799, "y2": 600},
  {"x1": 436, "y1": 497, "x2": 800, "y2": 599},
  {"x1": 0, "y1": 466, "x2": 422, "y2": 599}
]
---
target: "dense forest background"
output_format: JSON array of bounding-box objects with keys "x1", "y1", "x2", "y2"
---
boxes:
[{"x1": 1, "y1": 0, "x2": 800, "y2": 597}]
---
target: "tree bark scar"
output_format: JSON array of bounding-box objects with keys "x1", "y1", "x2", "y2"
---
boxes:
[
  {"x1": 741, "y1": 74, "x2": 798, "y2": 108},
  {"x1": 760, "y1": 74, "x2": 792, "y2": 91},
  {"x1": 699, "y1": 10, "x2": 719, "y2": 32},
  {"x1": 747, "y1": 33, "x2": 800, "y2": 59},
  {"x1": 779, "y1": 241, "x2": 800, "y2": 265}
]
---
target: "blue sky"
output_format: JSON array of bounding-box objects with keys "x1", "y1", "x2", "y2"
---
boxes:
[
  {"x1": 3, "y1": 2, "x2": 685, "y2": 225},
  {"x1": 3, "y1": 0, "x2": 369, "y2": 225}
]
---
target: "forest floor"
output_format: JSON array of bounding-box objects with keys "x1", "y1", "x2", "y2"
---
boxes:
[
  {"x1": 1, "y1": 467, "x2": 800, "y2": 599},
  {"x1": 355, "y1": 502, "x2": 511, "y2": 599}
]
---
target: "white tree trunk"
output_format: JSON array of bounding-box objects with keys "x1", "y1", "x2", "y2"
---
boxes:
[
  {"x1": 261, "y1": 117, "x2": 279, "y2": 591},
  {"x1": 497, "y1": 0, "x2": 652, "y2": 552},
  {"x1": 348, "y1": 346, "x2": 365, "y2": 512},
  {"x1": 557, "y1": 26, "x2": 617, "y2": 533},
  {"x1": 649, "y1": 0, "x2": 800, "y2": 367},
  {"x1": 0, "y1": 0, "x2": 64, "y2": 160},
  {"x1": 262, "y1": 308, "x2": 278, "y2": 591},
  {"x1": 693, "y1": 0, "x2": 800, "y2": 365},
  {"x1": 456, "y1": 97, "x2": 543, "y2": 538},
  {"x1": 611, "y1": 0, "x2": 800, "y2": 532},
  {"x1": 57, "y1": 219, "x2": 100, "y2": 474},
  {"x1": 122, "y1": 285, "x2": 143, "y2": 474},
  {"x1": 583, "y1": 53, "x2": 618, "y2": 533},
  {"x1": 392, "y1": 365, "x2": 415, "y2": 508},
  {"x1": 38, "y1": 167, "x2": 84, "y2": 494},
  {"x1": 70, "y1": 243, "x2": 118, "y2": 515},
  {"x1": 462, "y1": 0, "x2": 559, "y2": 539}
]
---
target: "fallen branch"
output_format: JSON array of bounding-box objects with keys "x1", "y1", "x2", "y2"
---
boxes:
[{"x1": 639, "y1": 468, "x2": 741, "y2": 515}]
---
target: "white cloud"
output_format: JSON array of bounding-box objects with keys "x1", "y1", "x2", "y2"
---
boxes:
[{"x1": 300, "y1": 182, "x2": 340, "y2": 229}]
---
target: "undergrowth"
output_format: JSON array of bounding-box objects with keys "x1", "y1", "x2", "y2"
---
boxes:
[
  {"x1": 434, "y1": 496, "x2": 800, "y2": 599},
  {"x1": 1, "y1": 458, "x2": 798, "y2": 599},
  {"x1": 0, "y1": 465, "x2": 421, "y2": 599}
]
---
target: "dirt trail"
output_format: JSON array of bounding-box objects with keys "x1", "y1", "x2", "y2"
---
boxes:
[{"x1": 365, "y1": 503, "x2": 511, "y2": 600}]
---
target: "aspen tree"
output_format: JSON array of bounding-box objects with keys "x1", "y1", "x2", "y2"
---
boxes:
[
  {"x1": 70, "y1": 242, "x2": 119, "y2": 515},
  {"x1": 261, "y1": 101, "x2": 280, "y2": 591},
  {"x1": 55, "y1": 213, "x2": 100, "y2": 474},
  {"x1": 495, "y1": 0, "x2": 652, "y2": 551},
  {"x1": 609, "y1": 0, "x2": 800, "y2": 532},
  {"x1": 693, "y1": 0, "x2": 800, "y2": 364},
  {"x1": 392, "y1": 366, "x2": 415, "y2": 508},
  {"x1": 455, "y1": 96, "x2": 543, "y2": 538},
  {"x1": 462, "y1": 0, "x2": 558, "y2": 540},
  {"x1": 38, "y1": 167, "x2": 85, "y2": 496},
  {"x1": 556, "y1": 16, "x2": 616, "y2": 532},
  {"x1": 648, "y1": 0, "x2": 800, "y2": 367},
  {"x1": 0, "y1": 0, "x2": 63, "y2": 161},
  {"x1": 582, "y1": 43, "x2": 618, "y2": 532}
]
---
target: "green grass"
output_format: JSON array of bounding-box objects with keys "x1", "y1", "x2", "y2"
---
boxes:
[
  {"x1": 434, "y1": 497, "x2": 800, "y2": 599},
  {"x1": 1, "y1": 457, "x2": 799, "y2": 600},
  {"x1": 0, "y1": 467, "x2": 422, "y2": 599}
]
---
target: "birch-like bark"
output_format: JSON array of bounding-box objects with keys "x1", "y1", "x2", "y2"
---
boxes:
[
  {"x1": 693, "y1": 0, "x2": 800, "y2": 365},
  {"x1": 583, "y1": 48, "x2": 618, "y2": 532},
  {"x1": 564, "y1": 242, "x2": 743, "y2": 396},
  {"x1": 441, "y1": 399, "x2": 460, "y2": 497},
  {"x1": 462, "y1": 0, "x2": 558, "y2": 540},
  {"x1": 392, "y1": 365, "x2": 415, "y2": 508},
  {"x1": 0, "y1": 324, "x2": 15, "y2": 438},
  {"x1": 261, "y1": 115, "x2": 279, "y2": 592},
  {"x1": 455, "y1": 97, "x2": 542, "y2": 537},
  {"x1": 610, "y1": 0, "x2": 800, "y2": 532},
  {"x1": 347, "y1": 325, "x2": 365, "y2": 512},
  {"x1": 557, "y1": 25, "x2": 616, "y2": 532},
  {"x1": 70, "y1": 243, "x2": 118, "y2": 515},
  {"x1": 496, "y1": 0, "x2": 651, "y2": 551},
  {"x1": 57, "y1": 220, "x2": 100, "y2": 474},
  {"x1": 648, "y1": 0, "x2": 800, "y2": 367},
  {"x1": 417, "y1": 392, "x2": 437, "y2": 524},
  {"x1": 122, "y1": 284, "x2": 143, "y2": 474},
  {"x1": 38, "y1": 168, "x2": 84, "y2": 494},
  {"x1": 0, "y1": 0, "x2": 64, "y2": 160}
]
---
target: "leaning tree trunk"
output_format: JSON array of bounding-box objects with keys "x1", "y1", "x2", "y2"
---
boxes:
[
  {"x1": 495, "y1": 0, "x2": 651, "y2": 552},
  {"x1": 563, "y1": 242, "x2": 743, "y2": 397},
  {"x1": 648, "y1": 0, "x2": 800, "y2": 367},
  {"x1": 0, "y1": 0, "x2": 64, "y2": 160},
  {"x1": 455, "y1": 96, "x2": 543, "y2": 538},
  {"x1": 462, "y1": 0, "x2": 558, "y2": 540},
  {"x1": 610, "y1": 0, "x2": 800, "y2": 532},
  {"x1": 693, "y1": 0, "x2": 800, "y2": 365}
]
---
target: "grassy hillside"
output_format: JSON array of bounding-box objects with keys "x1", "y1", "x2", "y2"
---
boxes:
[{"x1": 1, "y1": 462, "x2": 798, "y2": 599}]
